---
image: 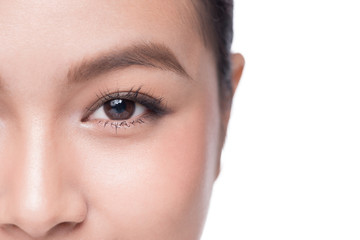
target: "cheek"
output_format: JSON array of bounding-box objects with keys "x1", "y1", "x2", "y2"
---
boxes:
[{"x1": 65, "y1": 94, "x2": 220, "y2": 238}]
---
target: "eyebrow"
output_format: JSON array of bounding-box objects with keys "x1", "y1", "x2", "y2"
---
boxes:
[{"x1": 67, "y1": 42, "x2": 191, "y2": 84}]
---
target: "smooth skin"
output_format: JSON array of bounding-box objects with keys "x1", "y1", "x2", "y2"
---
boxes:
[{"x1": 0, "y1": 0, "x2": 244, "y2": 239}]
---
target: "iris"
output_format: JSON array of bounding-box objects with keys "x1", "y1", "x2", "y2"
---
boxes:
[{"x1": 104, "y1": 99, "x2": 135, "y2": 120}]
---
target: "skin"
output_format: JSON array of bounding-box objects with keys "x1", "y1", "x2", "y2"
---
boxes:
[{"x1": 0, "y1": 0, "x2": 244, "y2": 239}]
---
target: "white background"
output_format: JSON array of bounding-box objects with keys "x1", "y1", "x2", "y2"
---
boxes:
[{"x1": 202, "y1": 0, "x2": 360, "y2": 239}]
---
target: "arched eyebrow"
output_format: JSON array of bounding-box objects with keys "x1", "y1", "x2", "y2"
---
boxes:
[{"x1": 67, "y1": 42, "x2": 191, "y2": 84}]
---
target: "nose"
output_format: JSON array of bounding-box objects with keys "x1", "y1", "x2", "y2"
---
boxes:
[
  {"x1": 0, "y1": 188, "x2": 87, "y2": 238},
  {"x1": 0, "y1": 119, "x2": 87, "y2": 238}
]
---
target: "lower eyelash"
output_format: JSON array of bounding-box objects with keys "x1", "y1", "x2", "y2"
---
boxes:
[
  {"x1": 95, "y1": 112, "x2": 155, "y2": 134},
  {"x1": 97, "y1": 118, "x2": 145, "y2": 129}
]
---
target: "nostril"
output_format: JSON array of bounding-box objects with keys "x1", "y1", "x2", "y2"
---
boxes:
[
  {"x1": 0, "y1": 222, "x2": 81, "y2": 237},
  {"x1": 0, "y1": 221, "x2": 83, "y2": 238},
  {"x1": 47, "y1": 221, "x2": 82, "y2": 236},
  {"x1": 0, "y1": 223, "x2": 31, "y2": 237},
  {"x1": 0, "y1": 223, "x2": 18, "y2": 232}
]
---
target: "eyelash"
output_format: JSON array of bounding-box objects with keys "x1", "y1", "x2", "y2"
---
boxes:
[{"x1": 82, "y1": 86, "x2": 169, "y2": 132}]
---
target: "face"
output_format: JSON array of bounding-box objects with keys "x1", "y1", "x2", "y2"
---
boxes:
[{"x1": 0, "y1": 1, "x2": 237, "y2": 239}]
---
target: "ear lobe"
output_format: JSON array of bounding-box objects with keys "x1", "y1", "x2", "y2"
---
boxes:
[
  {"x1": 231, "y1": 53, "x2": 245, "y2": 95},
  {"x1": 215, "y1": 163, "x2": 222, "y2": 181}
]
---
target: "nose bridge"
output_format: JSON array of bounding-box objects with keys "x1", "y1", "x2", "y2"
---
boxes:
[
  {"x1": 1, "y1": 112, "x2": 87, "y2": 237},
  {"x1": 15, "y1": 116, "x2": 60, "y2": 215},
  {"x1": 11, "y1": 116, "x2": 63, "y2": 226}
]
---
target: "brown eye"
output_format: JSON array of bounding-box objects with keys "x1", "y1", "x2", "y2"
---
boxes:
[
  {"x1": 103, "y1": 99, "x2": 135, "y2": 120},
  {"x1": 89, "y1": 98, "x2": 147, "y2": 121}
]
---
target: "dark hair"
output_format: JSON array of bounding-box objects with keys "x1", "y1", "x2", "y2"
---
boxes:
[{"x1": 193, "y1": 0, "x2": 234, "y2": 111}]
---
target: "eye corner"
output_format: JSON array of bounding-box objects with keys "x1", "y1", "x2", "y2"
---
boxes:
[{"x1": 80, "y1": 107, "x2": 94, "y2": 122}]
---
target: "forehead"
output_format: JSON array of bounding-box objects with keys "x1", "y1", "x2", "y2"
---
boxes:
[
  {"x1": 0, "y1": 0, "x2": 200, "y2": 39},
  {"x1": 0, "y1": 0, "x2": 205, "y2": 86}
]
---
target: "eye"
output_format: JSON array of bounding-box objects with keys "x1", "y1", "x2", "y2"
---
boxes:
[
  {"x1": 90, "y1": 98, "x2": 147, "y2": 121},
  {"x1": 81, "y1": 88, "x2": 170, "y2": 133}
]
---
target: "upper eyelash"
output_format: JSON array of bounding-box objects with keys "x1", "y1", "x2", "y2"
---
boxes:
[{"x1": 82, "y1": 86, "x2": 168, "y2": 122}]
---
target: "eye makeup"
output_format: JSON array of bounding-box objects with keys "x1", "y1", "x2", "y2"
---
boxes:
[{"x1": 81, "y1": 86, "x2": 171, "y2": 134}]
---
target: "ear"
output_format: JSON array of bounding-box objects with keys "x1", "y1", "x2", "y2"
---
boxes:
[
  {"x1": 221, "y1": 53, "x2": 245, "y2": 134},
  {"x1": 231, "y1": 53, "x2": 245, "y2": 95},
  {"x1": 215, "y1": 53, "x2": 245, "y2": 180}
]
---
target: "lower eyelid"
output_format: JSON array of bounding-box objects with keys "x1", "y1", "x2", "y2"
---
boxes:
[
  {"x1": 82, "y1": 111, "x2": 158, "y2": 136},
  {"x1": 97, "y1": 118, "x2": 146, "y2": 128}
]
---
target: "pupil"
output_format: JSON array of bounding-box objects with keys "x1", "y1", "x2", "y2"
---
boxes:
[
  {"x1": 104, "y1": 99, "x2": 135, "y2": 120},
  {"x1": 111, "y1": 99, "x2": 126, "y2": 113}
]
